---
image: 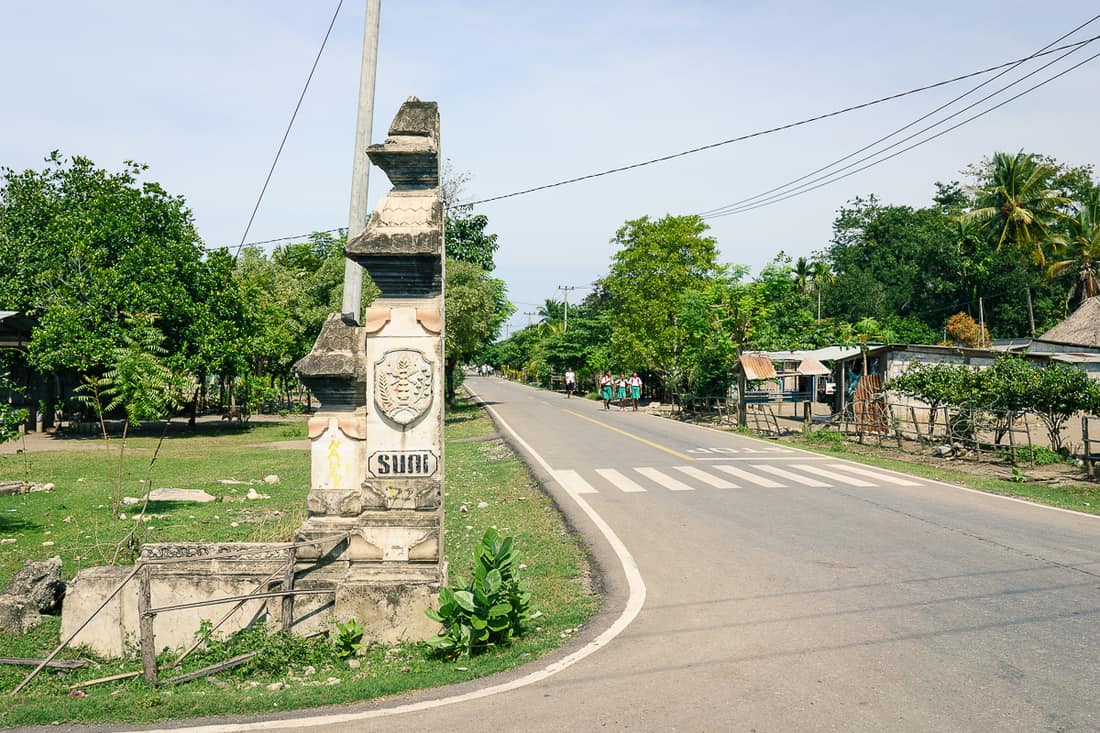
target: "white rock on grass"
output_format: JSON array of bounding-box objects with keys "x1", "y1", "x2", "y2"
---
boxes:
[
  {"x1": 246, "y1": 488, "x2": 270, "y2": 500},
  {"x1": 262, "y1": 475, "x2": 280, "y2": 485}
]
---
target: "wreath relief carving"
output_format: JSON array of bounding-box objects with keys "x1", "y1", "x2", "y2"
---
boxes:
[{"x1": 374, "y1": 349, "x2": 434, "y2": 427}]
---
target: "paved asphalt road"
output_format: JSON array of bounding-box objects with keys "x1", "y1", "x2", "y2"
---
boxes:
[{"x1": 117, "y1": 376, "x2": 1100, "y2": 733}]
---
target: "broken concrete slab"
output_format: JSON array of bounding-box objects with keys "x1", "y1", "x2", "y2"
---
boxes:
[
  {"x1": 2, "y1": 556, "x2": 64, "y2": 613},
  {"x1": 0, "y1": 595, "x2": 41, "y2": 633},
  {"x1": 146, "y1": 488, "x2": 217, "y2": 503}
]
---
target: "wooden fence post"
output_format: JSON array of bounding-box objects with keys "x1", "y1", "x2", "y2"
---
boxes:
[{"x1": 138, "y1": 565, "x2": 157, "y2": 686}]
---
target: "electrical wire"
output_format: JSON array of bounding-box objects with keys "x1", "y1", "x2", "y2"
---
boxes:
[
  {"x1": 229, "y1": 0, "x2": 344, "y2": 258},
  {"x1": 702, "y1": 48, "x2": 1100, "y2": 219},
  {"x1": 462, "y1": 37, "x2": 1100, "y2": 208},
  {"x1": 698, "y1": 19, "x2": 1100, "y2": 217},
  {"x1": 215, "y1": 25, "x2": 1099, "y2": 250}
]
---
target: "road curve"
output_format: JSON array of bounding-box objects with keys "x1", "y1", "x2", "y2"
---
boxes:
[{"x1": 101, "y1": 377, "x2": 1100, "y2": 733}]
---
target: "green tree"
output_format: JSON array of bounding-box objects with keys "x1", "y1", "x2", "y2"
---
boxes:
[
  {"x1": 77, "y1": 314, "x2": 188, "y2": 519},
  {"x1": 444, "y1": 259, "x2": 511, "y2": 402},
  {"x1": 963, "y1": 151, "x2": 1072, "y2": 266},
  {"x1": 1045, "y1": 202, "x2": 1100, "y2": 310},
  {"x1": 793, "y1": 256, "x2": 812, "y2": 295},
  {"x1": 1026, "y1": 362, "x2": 1100, "y2": 453},
  {"x1": 887, "y1": 361, "x2": 976, "y2": 437},
  {"x1": 0, "y1": 153, "x2": 207, "y2": 372},
  {"x1": 445, "y1": 209, "x2": 499, "y2": 272},
  {"x1": 810, "y1": 259, "x2": 833, "y2": 320},
  {"x1": 602, "y1": 214, "x2": 720, "y2": 390}
]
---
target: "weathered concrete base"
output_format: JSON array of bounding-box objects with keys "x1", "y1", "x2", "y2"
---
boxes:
[
  {"x1": 334, "y1": 581, "x2": 441, "y2": 645},
  {"x1": 60, "y1": 542, "x2": 441, "y2": 659}
]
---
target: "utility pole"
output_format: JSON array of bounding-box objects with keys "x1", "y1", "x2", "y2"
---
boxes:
[
  {"x1": 978, "y1": 296, "x2": 986, "y2": 348},
  {"x1": 524, "y1": 312, "x2": 536, "y2": 328},
  {"x1": 557, "y1": 285, "x2": 576, "y2": 332},
  {"x1": 340, "y1": 0, "x2": 382, "y2": 324},
  {"x1": 1026, "y1": 287, "x2": 1036, "y2": 337}
]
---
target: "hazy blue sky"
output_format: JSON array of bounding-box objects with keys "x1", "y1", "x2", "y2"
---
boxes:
[{"x1": 3, "y1": 2, "x2": 1099, "y2": 334}]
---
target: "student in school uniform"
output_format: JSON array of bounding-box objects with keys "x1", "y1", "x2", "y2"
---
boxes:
[{"x1": 629, "y1": 372, "x2": 642, "y2": 411}]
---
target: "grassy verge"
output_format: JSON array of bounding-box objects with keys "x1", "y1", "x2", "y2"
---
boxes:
[
  {"x1": 0, "y1": 399, "x2": 599, "y2": 726},
  {"x1": 786, "y1": 430, "x2": 1100, "y2": 516}
]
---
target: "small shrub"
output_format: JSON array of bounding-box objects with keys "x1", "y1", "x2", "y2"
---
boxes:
[
  {"x1": 332, "y1": 618, "x2": 366, "y2": 659},
  {"x1": 1000, "y1": 445, "x2": 1071, "y2": 466},
  {"x1": 804, "y1": 428, "x2": 847, "y2": 451},
  {"x1": 425, "y1": 528, "x2": 531, "y2": 660}
]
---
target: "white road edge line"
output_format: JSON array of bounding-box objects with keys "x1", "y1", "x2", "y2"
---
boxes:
[{"x1": 118, "y1": 383, "x2": 648, "y2": 733}]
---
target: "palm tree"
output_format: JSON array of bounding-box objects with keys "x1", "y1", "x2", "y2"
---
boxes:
[
  {"x1": 963, "y1": 151, "x2": 1071, "y2": 266},
  {"x1": 793, "y1": 257, "x2": 812, "y2": 296},
  {"x1": 1045, "y1": 202, "x2": 1100, "y2": 311},
  {"x1": 536, "y1": 298, "x2": 564, "y2": 325},
  {"x1": 810, "y1": 259, "x2": 834, "y2": 320}
]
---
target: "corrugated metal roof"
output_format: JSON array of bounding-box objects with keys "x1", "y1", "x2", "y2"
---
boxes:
[
  {"x1": 1050, "y1": 353, "x2": 1100, "y2": 365},
  {"x1": 739, "y1": 355, "x2": 778, "y2": 380},
  {"x1": 0, "y1": 311, "x2": 18, "y2": 321},
  {"x1": 796, "y1": 357, "x2": 831, "y2": 376}
]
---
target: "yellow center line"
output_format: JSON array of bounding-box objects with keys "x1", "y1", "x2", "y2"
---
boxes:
[{"x1": 562, "y1": 409, "x2": 694, "y2": 461}]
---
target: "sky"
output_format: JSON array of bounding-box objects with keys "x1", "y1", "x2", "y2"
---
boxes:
[{"x1": 3, "y1": 2, "x2": 1099, "y2": 337}]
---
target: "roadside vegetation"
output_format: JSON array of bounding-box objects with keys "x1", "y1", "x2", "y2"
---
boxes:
[
  {"x1": 487, "y1": 151, "x2": 1100, "y2": 403},
  {"x1": 0, "y1": 399, "x2": 599, "y2": 727},
  {"x1": 788, "y1": 428, "x2": 1100, "y2": 516}
]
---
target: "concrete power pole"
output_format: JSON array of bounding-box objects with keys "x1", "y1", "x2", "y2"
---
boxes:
[
  {"x1": 558, "y1": 285, "x2": 575, "y2": 332},
  {"x1": 341, "y1": 0, "x2": 382, "y2": 324}
]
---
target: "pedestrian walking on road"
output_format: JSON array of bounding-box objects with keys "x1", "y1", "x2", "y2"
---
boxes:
[
  {"x1": 616, "y1": 374, "x2": 628, "y2": 411},
  {"x1": 629, "y1": 372, "x2": 642, "y2": 411},
  {"x1": 565, "y1": 367, "x2": 576, "y2": 399},
  {"x1": 600, "y1": 371, "x2": 613, "y2": 410}
]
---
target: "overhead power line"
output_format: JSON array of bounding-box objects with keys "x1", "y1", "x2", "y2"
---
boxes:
[
  {"x1": 462, "y1": 37, "x2": 1100, "y2": 208},
  {"x1": 699, "y1": 13, "x2": 1100, "y2": 219},
  {"x1": 217, "y1": 30, "x2": 1099, "y2": 251},
  {"x1": 229, "y1": 0, "x2": 344, "y2": 258},
  {"x1": 702, "y1": 47, "x2": 1100, "y2": 220}
]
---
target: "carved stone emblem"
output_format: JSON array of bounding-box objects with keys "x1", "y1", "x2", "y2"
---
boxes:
[{"x1": 374, "y1": 349, "x2": 433, "y2": 426}]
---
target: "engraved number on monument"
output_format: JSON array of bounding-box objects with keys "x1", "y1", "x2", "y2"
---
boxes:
[
  {"x1": 375, "y1": 349, "x2": 434, "y2": 427},
  {"x1": 368, "y1": 450, "x2": 439, "y2": 477}
]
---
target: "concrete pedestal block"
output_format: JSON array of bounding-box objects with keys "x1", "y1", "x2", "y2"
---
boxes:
[{"x1": 334, "y1": 581, "x2": 441, "y2": 644}]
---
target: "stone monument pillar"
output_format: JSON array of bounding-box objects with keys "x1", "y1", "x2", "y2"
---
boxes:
[{"x1": 294, "y1": 97, "x2": 445, "y2": 642}]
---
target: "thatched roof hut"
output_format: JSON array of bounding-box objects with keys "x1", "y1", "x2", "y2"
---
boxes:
[{"x1": 1039, "y1": 296, "x2": 1100, "y2": 348}]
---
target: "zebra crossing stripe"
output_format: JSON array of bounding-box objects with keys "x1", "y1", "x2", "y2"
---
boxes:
[
  {"x1": 825, "y1": 463, "x2": 922, "y2": 486},
  {"x1": 595, "y1": 468, "x2": 647, "y2": 493},
  {"x1": 551, "y1": 469, "x2": 598, "y2": 495},
  {"x1": 634, "y1": 467, "x2": 695, "y2": 491},
  {"x1": 789, "y1": 463, "x2": 874, "y2": 487},
  {"x1": 713, "y1": 464, "x2": 782, "y2": 488},
  {"x1": 753, "y1": 464, "x2": 829, "y2": 487},
  {"x1": 673, "y1": 466, "x2": 736, "y2": 489}
]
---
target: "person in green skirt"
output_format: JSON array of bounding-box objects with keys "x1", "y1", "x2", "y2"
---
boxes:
[
  {"x1": 599, "y1": 370, "x2": 613, "y2": 410},
  {"x1": 616, "y1": 374, "x2": 628, "y2": 411},
  {"x1": 629, "y1": 372, "x2": 642, "y2": 411}
]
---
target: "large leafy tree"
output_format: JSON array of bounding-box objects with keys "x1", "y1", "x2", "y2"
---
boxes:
[
  {"x1": 444, "y1": 259, "x2": 511, "y2": 402},
  {"x1": 445, "y1": 209, "x2": 499, "y2": 272},
  {"x1": 601, "y1": 214, "x2": 719, "y2": 390},
  {"x1": 0, "y1": 153, "x2": 206, "y2": 372},
  {"x1": 824, "y1": 195, "x2": 961, "y2": 327}
]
